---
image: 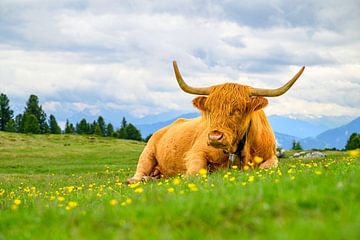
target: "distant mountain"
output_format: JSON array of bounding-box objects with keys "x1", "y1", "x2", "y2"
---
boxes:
[
  {"x1": 137, "y1": 114, "x2": 341, "y2": 139},
  {"x1": 137, "y1": 113, "x2": 200, "y2": 137},
  {"x1": 299, "y1": 137, "x2": 327, "y2": 150},
  {"x1": 274, "y1": 132, "x2": 300, "y2": 150},
  {"x1": 305, "y1": 117, "x2": 360, "y2": 149},
  {"x1": 136, "y1": 113, "x2": 360, "y2": 150},
  {"x1": 295, "y1": 117, "x2": 360, "y2": 150},
  {"x1": 268, "y1": 115, "x2": 328, "y2": 138},
  {"x1": 293, "y1": 115, "x2": 355, "y2": 130}
]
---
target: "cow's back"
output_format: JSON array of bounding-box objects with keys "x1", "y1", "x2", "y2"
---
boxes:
[{"x1": 150, "y1": 117, "x2": 207, "y2": 176}]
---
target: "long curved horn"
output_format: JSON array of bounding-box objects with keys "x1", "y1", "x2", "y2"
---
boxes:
[
  {"x1": 250, "y1": 66, "x2": 305, "y2": 97},
  {"x1": 173, "y1": 61, "x2": 211, "y2": 95}
]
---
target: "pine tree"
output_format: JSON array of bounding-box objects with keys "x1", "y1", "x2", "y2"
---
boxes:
[
  {"x1": 0, "y1": 93, "x2": 14, "y2": 131},
  {"x1": 15, "y1": 114, "x2": 23, "y2": 133},
  {"x1": 69, "y1": 123, "x2": 75, "y2": 133},
  {"x1": 88, "y1": 120, "x2": 97, "y2": 134},
  {"x1": 4, "y1": 119, "x2": 16, "y2": 132},
  {"x1": 106, "y1": 123, "x2": 114, "y2": 137},
  {"x1": 121, "y1": 117, "x2": 127, "y2": 129},
  {"x1": 24, "y1": 95, "x2": 48, "y2": 133},
  {"x1": 49, "y1": 114, "x2": 61, "y2": 134},
  {"x1": 94, "y1": 124, "x2": 102, "y2": 136},
  {"x1": 117, "y1": 127, "x2": 128, "y2": 139},
  {"x1": 76, "y1": 119, "x2": 89, "y2": 134},
  {"x1": 97, "y1": 116, "x2": 106, "y2": 136},
  {"x1": 292, "y1": 140, "x2": 303, "y2": 151},
  {"x1": 345, "y1": 133, "x2": 360, "y2": 150},
  {"x1": 65, "y1": 119, "x2": 75, "y2": 134},
  {"x1": 125, "y1": 123, "x2": 142, "y2": 140},
  {"x1": 22, "y1": 113, "x2": 40, "y2": 134},
  {"x1": 117, "y1": 117, "x2": 128, "y2": 139}
]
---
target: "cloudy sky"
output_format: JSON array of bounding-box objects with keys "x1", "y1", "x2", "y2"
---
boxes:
[{"x1": 0, "y1": 0, "x2": 359, "y2": 125}]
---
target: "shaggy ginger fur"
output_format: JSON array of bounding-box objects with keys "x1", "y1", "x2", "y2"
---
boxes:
[{"x1": 127, "y1": 83, "x2": 278, "y2": 184}]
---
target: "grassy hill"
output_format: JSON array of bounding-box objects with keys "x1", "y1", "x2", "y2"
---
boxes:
[{"x1": 0, "y1": 131, "x2": 360, "y2": 239}]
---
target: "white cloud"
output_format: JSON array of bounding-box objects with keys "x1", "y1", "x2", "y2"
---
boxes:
[
  {"x1": 266, "y1": 97, "x2": 360, "y2": 117},
  {"x1": 42, "y1": 101, "x2": 62, "y2": 112},
  {"x1": 0, "y1": 0, "x2": 359, "y2": 122}
]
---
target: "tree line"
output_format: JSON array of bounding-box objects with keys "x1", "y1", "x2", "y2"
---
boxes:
[{"x1": 0, "y1": 93, "x2": 143, "y2": 141}]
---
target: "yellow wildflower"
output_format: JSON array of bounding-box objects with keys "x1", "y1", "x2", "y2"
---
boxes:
[
  {"x1": 66, "y1": 186, "x2": 74, "y2": 193},
  {"x1": 129, "y1": 183, "x2": 140, "y2": 188},
  {"x1": 231, "y1": 165, "x2": 238, "y2": 169},
  {"x1": 243, "y1": 165, "x2": 250, "y2": 171},
  {"x1": 167, "y1": 188, "x2": 175, "y2": 193},
  {"x1": 254, "y1": 156, "x2": 263, "y2": 164},
  {"x1": 57, "y1": 196, "x2": 65, "y2": 202},
  {"x1": 199, "y1": 168, "x2": 207, "y2": 177},
  {"x1": 125, "y1": 198, "x2": 132, "y2": 204},
  {"x1": 188, "y1": 183, "x2": 198, "y2": 192},
  {"x1": 173, "y1": 178, "x2": 181, "y2": 185},
  {"x1": 67, "y1": 201, "x2": 77, "y2": 208},
  {"x1": 65, "y1": 201, "x2": 77, "y2": 210},
  {"x1": 315, "y1": 171, "x2": 322, "y2": 175},
  {"x1": 229, "y1": 177, "x2": 235, "y2": 182},
  {"x1": 110, "y1": 199, "x2": 118, "y2": 206},
  {"x1": 134, "y1": 187, "x2": 144, "y2": 193},
  {"x1": 49, "y1": 196, "x2": 55, "y2": 201},
  {"x1": 242, "y1": 182, "x2": 247, "y2": 186},
  {"x1": 248, "y1": 176, "x2": 254, "y2": 182},
  {"x1": 14, "y1": 199, "x2": 21, "y2": 205}
]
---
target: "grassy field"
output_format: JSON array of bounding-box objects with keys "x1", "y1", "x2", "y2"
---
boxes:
[{"x1": 0, "y1": 131, "x2": 360, "y2": 240}]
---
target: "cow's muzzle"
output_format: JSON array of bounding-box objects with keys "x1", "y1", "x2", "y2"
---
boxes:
[{"x1": 208, "y1": 130, "x2": 227, "y2": 148}]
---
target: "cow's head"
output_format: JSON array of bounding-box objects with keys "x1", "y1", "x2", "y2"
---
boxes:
[{"x1": 173, "y1": 61, "x2": 305, "y2": 153}]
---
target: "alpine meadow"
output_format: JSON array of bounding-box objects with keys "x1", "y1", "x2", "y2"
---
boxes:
[{"x1": 1, "y1": 131, "x2": 360, "y2": 239}]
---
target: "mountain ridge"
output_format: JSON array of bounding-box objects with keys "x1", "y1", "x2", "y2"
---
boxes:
[{"x1": 135, "y1": 114, "x2": 360, "y2": 150}]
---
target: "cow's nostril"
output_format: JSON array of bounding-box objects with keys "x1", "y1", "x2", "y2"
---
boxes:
[{"x1": 208, "y1": 131, "x2": 224, "y2": 141}]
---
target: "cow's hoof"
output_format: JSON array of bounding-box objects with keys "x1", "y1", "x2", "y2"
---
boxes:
[
  {"x1": 124, "y1": 177, "x2": 141, "y2": 185},
  {"x1": 259, "y1": 160, "x2": 278, "y2": 169},
  {"x1": 141, "y1": 176, "x2": 160, "y2": 182}
]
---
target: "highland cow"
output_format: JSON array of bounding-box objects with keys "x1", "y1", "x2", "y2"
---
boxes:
[{"x1": 127, "y1": 61, "x2": 304, "y2": 183}]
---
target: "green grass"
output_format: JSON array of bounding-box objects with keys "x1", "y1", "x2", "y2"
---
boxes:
[{"x1": 0, "y1": 131, "x2": 360, "y2": 240}]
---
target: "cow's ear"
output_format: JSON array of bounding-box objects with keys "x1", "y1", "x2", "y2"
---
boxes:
[
  {"x1": 250, "y1": 96, "x2": 268, "y2": 111},
  {"x1": 192, "y1": 96, "x2": 207, "y2": 111}
]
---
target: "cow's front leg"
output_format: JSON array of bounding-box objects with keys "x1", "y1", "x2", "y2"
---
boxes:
[
  {"x1": 259, "y1": 155, "x2": 278, "y2": 169},
  {"x1": 185, "y1": 151, "x2": 207, "y2": 176},
  {"x1": 126, "y1": 144, "x2": 157, "y2": 184}
]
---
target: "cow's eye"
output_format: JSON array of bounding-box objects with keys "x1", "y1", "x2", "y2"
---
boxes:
[{"x1": 230, "y1": 109, "x2": 240, "y2": 116}]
